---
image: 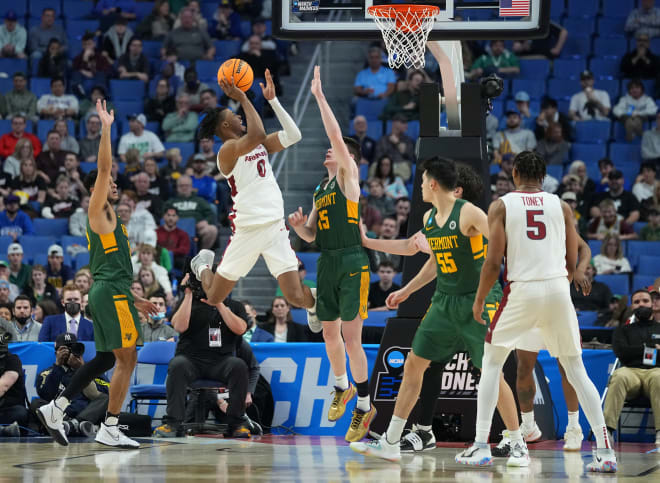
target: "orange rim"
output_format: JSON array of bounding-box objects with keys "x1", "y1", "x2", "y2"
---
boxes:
[
  {"x1": 367, "y1": 4, "x2": 441, "y2": 19},
  {"x1": 368, "y1": 4, "x2": 440, "y2": 33}
]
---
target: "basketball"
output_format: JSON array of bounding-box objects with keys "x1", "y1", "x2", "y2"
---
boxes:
[{"x1": 217, "y1": 59, "x2": 254, "y2": 92}]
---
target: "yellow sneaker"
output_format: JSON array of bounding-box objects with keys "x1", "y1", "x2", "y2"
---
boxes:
[
  {"x1": 328, "y1": 383, "x2": 356, "y2": 421},
  {"x1": 345, "y1": 404, "x2": 377, "y2": 442}
]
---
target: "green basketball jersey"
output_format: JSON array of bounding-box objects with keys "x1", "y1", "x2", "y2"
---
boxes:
[
  {"x1": 86, "y1": 215, "x2": 134, "y2": 285},
  {"x1": 313, "y1": 177, "x2": 361, "y2": 250},
  {"x1": 423, "y1": 199, "x2": 488, "y2": 296}
]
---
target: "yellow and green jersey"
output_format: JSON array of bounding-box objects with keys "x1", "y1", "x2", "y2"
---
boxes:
[
  {"x1": 313, "y1": 177, "x2": 361, "y2": 251},
  {"x1": 85, "y1": 215, "x2": 133, "y2": 285},
  {"x1": 423, "y1": 199, "x2": 489, "y2": 296}
]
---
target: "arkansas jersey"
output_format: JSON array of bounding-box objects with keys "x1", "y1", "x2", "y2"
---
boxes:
[
  {"x1": 218, "y1": 144, "x2": 284, "y2": 229},
  {"x1": 500, "y1": 190, "x2": 567, "y2": 282}
]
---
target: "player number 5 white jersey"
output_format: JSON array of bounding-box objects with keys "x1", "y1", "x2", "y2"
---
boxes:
[
  {"x1": 218, "y1": 144, "x2": 284, "y2": 229},
  {"x1": 500, "y1": 191, "x2": 567, "y2": 282}
]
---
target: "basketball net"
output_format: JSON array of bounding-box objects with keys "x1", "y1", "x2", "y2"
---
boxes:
[{"x1": 368, "y1": 4, "x2": 440, "y2": 69}]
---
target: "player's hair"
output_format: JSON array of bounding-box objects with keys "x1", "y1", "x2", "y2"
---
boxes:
[
  {"x1": 420, "y1": 156, "x2": 457, "y2": 191},
  {"x1": 377, "y1": 260, "x2": 396, "y2": 271},
  {"x1": 512, "y1": 151, "x2": 546, "y2": 183},
  {"x1": 343, "y1": 136, "x2": 361, "y2": 166},
  {"x1": 83, "y1": 169, "x2": 98, "y2": 192},
  {"x1": 197, "y1": 107, "x2": 229, "y2": 140},
  {"x1": 455, "y1": 163, "x2": 483, "y2": 204}
]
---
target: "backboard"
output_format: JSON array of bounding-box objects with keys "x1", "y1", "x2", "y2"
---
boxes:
[{"x1": 273, "y1": 0, "x2": 550, "y2": 41}]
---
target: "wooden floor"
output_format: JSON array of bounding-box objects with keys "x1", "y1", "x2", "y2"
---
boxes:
[{"x1": 0, "y1": 435, "x2": 657, "y2": 481}]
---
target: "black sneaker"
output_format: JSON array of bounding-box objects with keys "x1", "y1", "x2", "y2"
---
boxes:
[
  {"x1": 225, "y1": 422, "x2": 251, "y2": 439},
  {"x1": 400, "y1": 425, "x2": 436, "y2": 453},
  {"x1": 491, "y1": 430, "x2": 511, "y2": 457}
]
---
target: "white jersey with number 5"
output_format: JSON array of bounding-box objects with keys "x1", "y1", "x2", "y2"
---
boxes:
[
  {"x1": 218, "y1": 144, "x2": 284, "y2": 229},
  {"x1": 500, "y1": 190, "x2": 567, "y2": 282}
]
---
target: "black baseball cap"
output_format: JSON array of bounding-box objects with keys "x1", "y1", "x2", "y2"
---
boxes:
[{"x1": 55, "y1": 332, "x2": 85, "y2": 355}]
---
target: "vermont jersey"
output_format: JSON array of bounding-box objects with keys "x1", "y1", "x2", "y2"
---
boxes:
[
  {"x1": 218, "y1": 144, "x2": 284, "y2": 229},
  {"x1": 423, "y1": 199, "x2": 489, "y2": 296},
  {"x1": 500, "y1": 190, "x2": 567, "y2": 282},
  {"x1": 313, "y1": 176, "x2": 361, "y2": 250},
  {"x1": 86, "y1": 215, "x2": 133, "y2": 285}
]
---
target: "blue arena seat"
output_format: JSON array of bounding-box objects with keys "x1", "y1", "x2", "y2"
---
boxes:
[
  {"x1": 214, "y1": 40, "x2": 242, "y2": 62},
  {"x1": 633, "y1": 222, "x2": 648, "y2": 234},
  {"x1": 110, "y1": 79, "x2": 146, "y2": 101},
  {"x1": 80, "y1": 162, "x2": 96, "y2": 174},
  {"x1": 290, "y1": 308, "x2": 306, "y2": 325},
  {"x1": 632, "y1": 275, "x2": 657, "y2": 291},
  {"x1": 33, "y1": 218, "x2": 69, "y2": 238},
  {"x1": 571, "y1": 143, "x2": 608, "y2": 164},
  {"x1": 588, "y1": 239, "x2": 603, "y2": 257},
  {"x1": 626, "y1": 241, "x2": 660, "y2": 268},
  {"x1": 563, "y1": 17, "x2": 596, "y2": 36},
  {"x1": 594, "y1": 274, "x2": 629, "y2": 296},
  {"x1": 37, "y1": 119, "x2": 75, "y2": 141},
  {"x1": 29, "y1": 77, "x2": 52, "y2": 97},
  {"x1": 575, "y1": 120, "x2": 611, "y2": 144},
  {"x1": 0, "y1": 4, "x2": 27, "y2": 18},
  {"x1": 195, "y1": 60, "x2": 218, "y2": 82},
  {"x1": 596, "y1": 79, "x2": 620, "y2": 100},
  {"x1": 592, "y1": 39, "x2": 628, "y2": 59},
  {"x1": 567, "y1": 0, "x2": 600, "y2": 17},
  {"x1": 385, "y1": 120, "x2": 420, "y2": 141},
  {"x1": 546, "y1": 164, "x2": 563, "y2": 180},
  {"x1": 577, "y1": 311, "x2": 599, "y2": 327},
  {"x1": 297, "y1": 252, "x2": 320, "y2": 273},
  {"x1": 176, "y1": 218, "x2": 196, "y2": 240},
  {"x1": 590, "y1": 58, "x2": 622, "y2": 79},
  {"x1": 609, "y1": 143, "x2": 642, "y2": 165},
  {"x1": 163, "y1": 142, "x2": 194, "y2": 162},
  {"x1": 364, "y1": 310, "x2": 397, "y2": 327},
  {"x1": 18, "y1": 236, "x2": 57, "y2": 263},
  {"x1": 636, "y1": 255, "x2": 660, "y2": 276},
  {"x1": 141, "y1": 40, "x2": 162, "y2": 59},
  {"x1": 602, "y1": 0, "x2": 637, "y2": 18},
  {"x1": 560, "y1": 36, "x2": 591, "y2": 58},
  {"x1": 0, "y1": 236, "x2": 12, "y2": 255},
  {"x1": 518, "y1": 59, "x2": 550, "y2": 80},
  {"x1": 133, "y1": 1, "x2": 154, "y2": 20},
  {"x1": 597, "y1": 16, "x2": 627, "y2": 36},
  {"x1": 552, "y1": 58, "x2": 586, "y2": 80},
  {"x1": 349, "y1": 117, "x2": 384, "y2": 140},
  {"x1": 511, "y1": 79, "x2": 547, "y2": 99},
  {"x1": 75, "y1": 251, "x2": 90, "y2": 270},
  {"x1": 62, "y1": 0, "x2": 94, "y2": 19},
  {"x1": 66, "y1": 19, "x2": 100, "y2": 40},
  {"x1": 129, "y1": 341, "x2": 176, "y2": 413},
  {"x1": 547, "y1": 78, "x2": 576, "y2": 100},
  {"x1": 0, "y1": 77, "x2": 12, "y2": 94},
  {"x1": 355, "y1": 98, "x2": 388, "y2": 121},
  {"x1": 61, "y1": 235, "x2": 87, "y2": 252},
  {"x1": 240, "y1": 19, "x2": 252, "y2": 38},
  {"x1": 113, "y1": 100, "x2": 144, "y2": 117},
  {"x1": 29, "y1": 0, "x2": 62, "y2": 18},
  {"x1": 612, "y1": 122, "x2": 642, "y2": 143},
  {"x1": 550, "y1": 0, "x2": 564, "y2": 19}
]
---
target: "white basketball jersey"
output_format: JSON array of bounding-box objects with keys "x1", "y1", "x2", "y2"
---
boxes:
[
  {"x1": 218, "y1": 144, "x2": 284, "y2": 229},
  {"x1": 500, "y1": 191, "x2": 567, "y2": 282}
]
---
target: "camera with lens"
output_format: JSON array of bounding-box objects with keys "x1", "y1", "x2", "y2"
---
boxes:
[
  {"x1": 0, "y1": 331, "x2": 12, "y2": 354},
  {"x1": 480, "y1": 74, "x2": 504, "y2": 115}
]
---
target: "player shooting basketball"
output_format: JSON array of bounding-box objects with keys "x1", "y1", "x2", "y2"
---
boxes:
[{"x1": 191, "y1": 70, "x2": 318, "y2": 326}]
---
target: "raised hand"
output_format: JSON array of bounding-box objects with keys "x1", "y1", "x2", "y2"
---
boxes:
[
  {"x1": 96, "y1": 99, "x2": 114, "y2": 127},
  {"x1": 311, "y1": 65, "x2": 323, "y2": 98},
  {"x1": 218, "y1": 77, "x2": 246, "y2": 101},
  {"x1": 134, "y1": 297, "x2": 159, "y2": 317},
  {"x1": 259, "y1": 69, "x2": 276, "y2": 101},
  {"x1": 288, "y1": 207, "x2": 308, "y2": 227}
]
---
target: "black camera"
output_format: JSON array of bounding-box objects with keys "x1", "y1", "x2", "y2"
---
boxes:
[{"x1": 0, "y1": 331, "x2": 12, "y2": 359}]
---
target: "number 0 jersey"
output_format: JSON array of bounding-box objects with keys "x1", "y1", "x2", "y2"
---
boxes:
[
  {"x1": 313, "y1": 176, "x2": 361, "y2": 250},
  {"x1": 218, "y1": 144, "x2": 284, "y2": 229},
  {"x1": 423, "y1": 199, "x2": 489, "y2": 296},
  {"x1": 500, "y1": 191, "x2": 567, "y2": 282}
]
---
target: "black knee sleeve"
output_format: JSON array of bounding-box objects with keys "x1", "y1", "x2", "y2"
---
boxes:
[{"x1": 62, "y1": 352, "x2": 116, "y2": 400}]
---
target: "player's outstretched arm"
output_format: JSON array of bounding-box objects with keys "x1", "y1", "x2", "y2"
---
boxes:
[
  {"x1": 261, "y1": 69, "x2": 302, "y2": 154},
  {"x1": 574, "y1": 235, "x2": 592, "y2": 295},
  {"x1": 217, "y1": 78, "x2": 267, "y2": 169},
  {"x1": 311, "y1": 66, "x2": 360, "y2": 196},
  {"x1": 88, "y1": 99, "x2": 114, "y2": 234},
  {"x1": 288, "y1": 205, "x2": 317, "y2": 243},
  {"x1": 360, "y1": 223, "x2": 418, "y2": 256},
  {"x1": 473, "y1": 200, "x2": 506, "y2": 323}
]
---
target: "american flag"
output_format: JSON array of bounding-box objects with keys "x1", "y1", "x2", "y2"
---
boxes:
[{"x1": 499, "y1": 0, "x2": 530, "y2": 17}]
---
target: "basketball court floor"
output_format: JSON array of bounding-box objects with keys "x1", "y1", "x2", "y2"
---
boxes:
[{"x1": 0, "y1": 435, "x2": 656, "y2": 481}]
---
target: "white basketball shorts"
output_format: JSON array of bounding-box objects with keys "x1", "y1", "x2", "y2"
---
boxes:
[
  {"x1": 486, "y1": 277, "x2": 582, "y2": 357},
  {"x1": 216, "y1": 219, "x2": 298, "y2": 281}
]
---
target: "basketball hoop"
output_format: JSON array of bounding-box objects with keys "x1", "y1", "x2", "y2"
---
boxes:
[{"x1": 368, "y1": 4, "x2": 440, "y2": 69}]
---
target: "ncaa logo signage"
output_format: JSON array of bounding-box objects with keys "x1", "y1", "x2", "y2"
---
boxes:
[
  {"x1": 374, "y1": 346, "x2": 411, "y2": 401},
  {"x1": 387, "y1": 350, "x2": 405, "y2": 368}
]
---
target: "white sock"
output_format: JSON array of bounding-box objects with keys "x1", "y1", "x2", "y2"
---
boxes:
[
  {"x1": 385, "y1": 416, "x2": 406, "y2": 444},
  {"x1": 567, "y1": 411, "x2": 580, "y2": 429},
  {"x1": 105, "y1": 415, "x2": 119, "y2": 426},
  {"x1": 55, "y1": 396, "x2": 70, "y2": 410},
  {"x1": 559, "y1": 355, "x2": 611, "y2": 450},
  {"x1": 508, "y1": 429, "x2": 523, "y2": 443},
  {"x1": 475, "y1": 344, "x2": 510, "y2": 444},
  {"x1": 417, "y1": 424, "x2": 432, "y2": 432},
  {"x1": 521, "y1": 411, "x2": 534, "y2": 428},
  {"x1": 356, "y1": 395, "x2": 370, "y2": 412},
  {"x1": 335, "y1": 374, "x2": 349, "y2": 391}
]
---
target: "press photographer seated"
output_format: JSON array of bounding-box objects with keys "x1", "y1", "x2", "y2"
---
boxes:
[
  {"x1": 153, "y1": 268, "x2": 252, "y2": 438},
  {"x1": 30, "y1": 333, "x2": 109, "y2": 437}
]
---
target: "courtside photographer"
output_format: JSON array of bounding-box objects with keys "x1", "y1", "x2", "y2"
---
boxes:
[{"x1": 0, "y1": 332, "x2": 29, "y2": 436}]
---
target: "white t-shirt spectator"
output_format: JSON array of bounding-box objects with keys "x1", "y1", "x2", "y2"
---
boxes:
[
  {"x1": 117, "y1": 130, "x2": 165, "y2": 158},
  {"x1": 354, "y1": 66, "x2": 397, "y2": 98},
  {"x1": 569, "y1": 89, "x2": 611, "y2": 121},
  {"x1": 493, "y1": 128, "x2": 537, "y2": 154},
  {"x1": 632, "y1": 180, "x2": 656, "y2": 202},
  {"x1": 612, "y1": 94, "x2": 658, "y2": 119},
  {"x1": 592, "y1": 254, "x2": 632, "y2": 275},
  {"x1": 641, "y1": 127, "x2": 660, "y2": 160},
  {"x1": 37, "y1": 94, "x2": 79, "y2": 117}
]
